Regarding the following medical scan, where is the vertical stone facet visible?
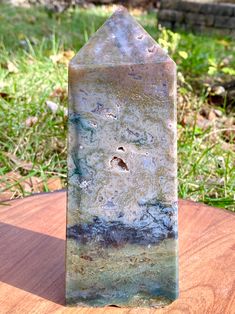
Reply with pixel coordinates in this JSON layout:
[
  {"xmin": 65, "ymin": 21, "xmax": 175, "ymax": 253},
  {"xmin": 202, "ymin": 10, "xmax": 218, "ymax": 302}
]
[{"xmin": 66, "ymin": 7, "xmax": 178, "ymax": 308}]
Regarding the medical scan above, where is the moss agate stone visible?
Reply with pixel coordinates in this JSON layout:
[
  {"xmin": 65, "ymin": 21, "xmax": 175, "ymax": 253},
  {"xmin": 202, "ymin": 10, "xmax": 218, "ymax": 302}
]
[{"xmin": 66, "ymin": 7, "xmax": 178, "ymax": 308}]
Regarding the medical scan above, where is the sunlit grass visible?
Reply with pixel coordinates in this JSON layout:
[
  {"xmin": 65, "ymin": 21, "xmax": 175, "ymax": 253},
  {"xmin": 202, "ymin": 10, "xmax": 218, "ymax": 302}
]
[{"xmin": 0, "ymin": 3, "xmax": 234, "ymax": 210}]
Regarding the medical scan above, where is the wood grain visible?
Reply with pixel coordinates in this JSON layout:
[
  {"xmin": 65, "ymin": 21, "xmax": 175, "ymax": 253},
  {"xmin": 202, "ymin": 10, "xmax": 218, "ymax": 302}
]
[{"xmin": 0, "ymin": 191, "xmax": 234, "ymax": 314}]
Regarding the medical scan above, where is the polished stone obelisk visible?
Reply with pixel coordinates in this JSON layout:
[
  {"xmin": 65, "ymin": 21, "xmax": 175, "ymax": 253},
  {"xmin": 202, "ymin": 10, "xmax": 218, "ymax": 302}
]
[{"xmin": 66, "ymin": 7, "xmax": 178, "ymax": 308}]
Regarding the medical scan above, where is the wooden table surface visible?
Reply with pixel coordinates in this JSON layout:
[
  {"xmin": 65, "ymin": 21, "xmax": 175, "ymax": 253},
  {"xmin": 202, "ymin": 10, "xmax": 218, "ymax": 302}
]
[{"xmin": 0, "ymin": 191, "xmax": 234, "ymax": 314}]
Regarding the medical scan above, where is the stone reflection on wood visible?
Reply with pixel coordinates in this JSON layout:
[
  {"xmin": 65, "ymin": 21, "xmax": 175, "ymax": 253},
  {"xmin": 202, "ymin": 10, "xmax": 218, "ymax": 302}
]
[{"xmin": 66, "ymin": 7, "xmax": 178, "ymax": 308}]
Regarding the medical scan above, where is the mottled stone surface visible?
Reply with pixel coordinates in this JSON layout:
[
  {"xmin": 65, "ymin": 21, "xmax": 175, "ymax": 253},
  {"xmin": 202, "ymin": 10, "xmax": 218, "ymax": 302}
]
[{"xmin": 66, "ymin": 7, "xmax": 178, "ymax": 308}]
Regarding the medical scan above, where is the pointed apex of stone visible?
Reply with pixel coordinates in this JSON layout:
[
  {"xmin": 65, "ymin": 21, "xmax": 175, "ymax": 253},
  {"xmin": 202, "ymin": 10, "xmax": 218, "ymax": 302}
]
[{"xmin": 70, "ymin": 7, "xmax": 170, "ymax": 67}]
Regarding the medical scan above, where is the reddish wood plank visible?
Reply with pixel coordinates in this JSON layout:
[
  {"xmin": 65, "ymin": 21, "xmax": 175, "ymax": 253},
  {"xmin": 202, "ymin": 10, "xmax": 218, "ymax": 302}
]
[{"xmin": 0, "ymin": 191, "xmax": 234, "ymax": 314}]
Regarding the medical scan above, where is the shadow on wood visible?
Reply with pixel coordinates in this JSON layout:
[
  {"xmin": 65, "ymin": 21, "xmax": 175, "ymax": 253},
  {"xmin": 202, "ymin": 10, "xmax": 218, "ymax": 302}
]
[
  {"xmin": 0, "ymin": 222, "xmax": 65, "ymax": 305},
  {"xmin": 0, "ymin": 191, "xmax": 234, "ymax": 313}
]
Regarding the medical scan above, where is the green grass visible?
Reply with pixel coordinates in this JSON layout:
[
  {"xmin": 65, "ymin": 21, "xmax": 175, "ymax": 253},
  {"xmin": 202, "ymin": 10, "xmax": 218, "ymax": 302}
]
[{"xmin": 0, "ymin": 3, "xmax": 234, "ymax": 210}]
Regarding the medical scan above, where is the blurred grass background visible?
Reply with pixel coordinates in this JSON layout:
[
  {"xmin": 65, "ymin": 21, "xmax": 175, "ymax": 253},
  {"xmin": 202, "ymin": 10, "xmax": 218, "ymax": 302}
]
[{"xmin": 0, "ymin": 3, "xmax": 234, "ymax": 210}]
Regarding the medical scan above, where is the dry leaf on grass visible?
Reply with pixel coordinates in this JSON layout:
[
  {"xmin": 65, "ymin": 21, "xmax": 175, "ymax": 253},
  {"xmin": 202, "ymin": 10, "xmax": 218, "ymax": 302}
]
[
  {"xmin": 63, "ymin": 50, "xmax": 75, "ymax": 60},
  {"xmin": 23, "ymin": 177, "xmax": 44, "ymax": 193},
  {"xmin": 46, "ymin": 100, "xmax": 59, "ymax": 113},
  {"xmin": 214, "ymin": 109, "xmax": 223, "ymax": 118},
  {"xmin": 46, "ymin": 99, "xmax": 67, "ymax": 116},
  {"xmin": 0, "ymin": 171, "xmax": 27, "ymax": 201},
  {"xmin": 46, "ymin": 177, "xmax": 63, "ymax": 191},
  {"xmin": 207, "ymin": 110, "xmax": 217, "ymax": 121},
  {"xmin": 0, "ymin": 92, "xmax": 11, "ymax": 100},
  {"xmin": 0, "ymin": 191, "xmax": 14, "ymax": 202},
  {"xmin": 222, "ymin": 118, "xmax": 235, "ymax": 142},
  {"xmin": 63, "ymin": 107, "xmax": 68, "ymax": 117},
  {"xmin": 0, "ymin": 172, "xmax": 63, "ymax": 201},
  {"xmin": 50, "ymin": 87, "xmax": 67, "ymax": 102},
  {"xmin": 181, "ymin": 113, "xmax": 215, "ymax": 130},
  {"xmin": 7, "ymin": 61, "xmax": 18, "ymax": 73},
  {"xmin": 49, "ymin": 53, "xmax": 63, "ymax": 64},
  {"xmin": 49, "ymin": 50, "xmax": 75, "ymax": 65},
  {"xmin": 25, "ymin": 116, "xmax": 38, "ymax": 127},
  {"xmin": 217, "ymin": 39, "xmax": 230, "ymax": 48},
  {"xmin": 221, "ymin": 142, "xmax": 235, "ymax": 152},
  {"xmin": 4, "ymin": 152, "xmax": 34, "ymax": 171}
]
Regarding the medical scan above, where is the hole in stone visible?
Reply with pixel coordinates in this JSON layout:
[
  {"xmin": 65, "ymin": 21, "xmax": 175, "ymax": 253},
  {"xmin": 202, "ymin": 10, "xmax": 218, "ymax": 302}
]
[
  {"xmin": 106, "ymin": 113, "xmax": 117, "ymax": 119},
  {"xmin": 98, "ymin": 196, "xmax": 104, "ymax": 202},
  {"xmin": 148, "ymin": 45, "xmax": 156, "ymax": 53},
  {"xmin": 117, "ymin": 146, "xmax": 125, "ymax": 151},
  {"xmin": 110, "ymin": 156, "xmax": 129, "ymax": 171},
  {"xmin": 137, "ymin": 34, "xmax": 143, "ymax": 40}
]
